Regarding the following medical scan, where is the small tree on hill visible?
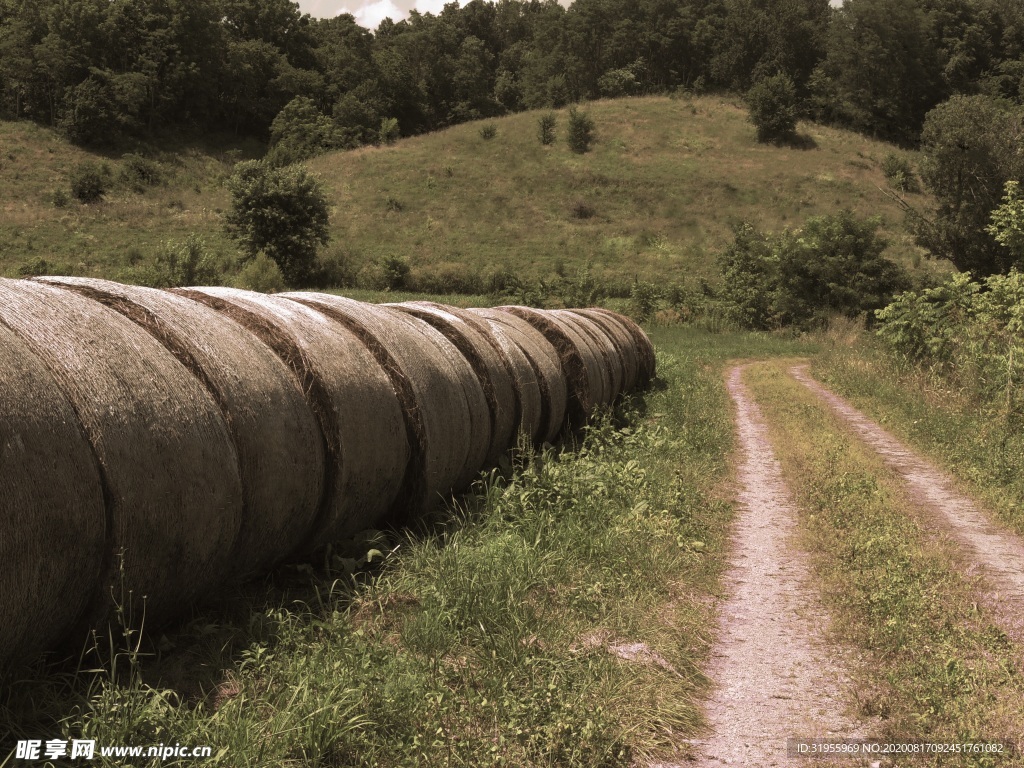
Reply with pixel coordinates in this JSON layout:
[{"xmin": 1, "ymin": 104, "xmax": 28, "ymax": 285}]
[
  {"xmin": 566, "ymin": 107, "xmax": 595, "ymax": 154},
  {"xmin": 747, "ymin": 74, "xmax": 798, "ymax": 143},
  {"xmin": 225, "ymin": 160, "xmax": 330, "ymax": 287}
]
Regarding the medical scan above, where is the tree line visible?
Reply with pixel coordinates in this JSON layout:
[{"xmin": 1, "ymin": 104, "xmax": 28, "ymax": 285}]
[{"xmin": 1, "ymin": 0, "xmax": 1022, "ymax": 149}]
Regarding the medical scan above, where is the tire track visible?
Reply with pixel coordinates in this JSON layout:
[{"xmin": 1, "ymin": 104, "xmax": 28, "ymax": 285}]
[
  {"xmin": 685, "ymin": 365, "xmax": 864, "ymax": 767},
  {"xmin": 790, "ymin": 364, "xmax": 1024, "ymax": 639}
]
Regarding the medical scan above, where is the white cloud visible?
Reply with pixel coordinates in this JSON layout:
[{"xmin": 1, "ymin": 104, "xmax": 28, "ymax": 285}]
[{"xmin": 336, "ymin": 0, "xmax": 405, "ymax": 28}]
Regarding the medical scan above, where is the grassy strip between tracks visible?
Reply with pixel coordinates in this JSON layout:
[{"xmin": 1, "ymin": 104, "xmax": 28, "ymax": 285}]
[
  {"xmin": 2, "ymin": 326, "xmax": 797, "ymax": 768},
  {"xmin": 812, "ymin": 333, "xmax": 1024, "ymax": 540},
  {"xmin": 745, "ymin": 361, "xmax": 1024, "ymax": 767}
]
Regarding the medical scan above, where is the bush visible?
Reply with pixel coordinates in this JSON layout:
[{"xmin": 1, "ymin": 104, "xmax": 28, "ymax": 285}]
[
  {"xmin": 69, "ymin": 160, "xmax": 108, "ymax": 203},
  {"xmin": 479, "ymin": 124, "xmax": 497, "ymax": 140},
  {"xmin": 566, "ymin": 107, "xmax": 595, "ymax": 154},
  {"xmin": 629, "ymin": 281, "xmax": 661, "ymax": 323},
  {"xmin": 234, "ymin": 252, "xmax": 287, "ymax": 293},
  {"xmin": 142, "ymin": 234, "xmax": 222, "ymax": 288},
  {"xmin": 224, "ymin": 160, "xmax": 330, "ymax": 287},
  {"xmin": 746, "ymin": 74, "xmax": 798, "ymax": 143},
  {"xmin": 570, "ymin": 199, "xmax": 596, "ymax": 219},
  {"xmin": 268, "ymin": 96, "xmax": 342, "ymax": 166},
  {"xmin": 876, "ymin": 270, "xmax": 1024, "ymax": 414},
  {"xmin": 538, "ymin": 113, "xmax": 557, "ymax": 145},
  {"xmin": 881, "ymin": 153, "xmax": 919, "ymax": 194},
  {"xmin": 118, "ymin": 153, "xmax": 162, "ymax": 191},
  {"xmin": 719, "ymin": 211, "xmax": 909, "ymax": 329},
  {"xmin": 378, "ymin": 117, "xmax": 401, "ymax": 145}
]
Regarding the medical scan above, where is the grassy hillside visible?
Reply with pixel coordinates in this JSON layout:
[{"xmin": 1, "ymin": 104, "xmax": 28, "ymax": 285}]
[{"xmin": 0, "ymin": 96, "xmax": 949, "ymax": 288}]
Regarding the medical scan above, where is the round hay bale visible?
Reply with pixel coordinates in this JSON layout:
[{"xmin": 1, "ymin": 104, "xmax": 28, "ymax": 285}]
[
  {"xmin": 36, "ymin": 277, "xmax": 324, "ymax": 579},
  {"xmin": 468, "ymin": 309, "xmax": 567, "ymax": 444},
  {"xmin": 283, "ymin": 293, "xmax": 489, "ymax": 504},
  {"xmin": 569, "ymin": 309, "xmax": 640, "ymax": 394},
  {"xmin": 550, "ymin": 310, "xmax": 621, "ymax": 406},
  {"xmin": 175, "ymin": 287, "xmax": 407, "ymax": 547},
  {"xmin": 0, "ymin": 320, "xmax": 106, "ymax": 671},
  {"xmin": 493, "ymin": 306, "xmax": 601, "ymax": 427},
  {"xmin": 589, "ymin": 308, "xmax": 656, "ymax": 386},
  {"xmin": 387, "ymin": 301, "xmax": 518, "ymax": 467},
  {"xmin": 0, "ymin": 279, "xmax": 243, "ymax": 625}
]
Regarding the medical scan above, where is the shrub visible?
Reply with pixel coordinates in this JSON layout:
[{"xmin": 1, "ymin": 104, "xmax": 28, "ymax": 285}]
[
  {"xmin": 570, "ymin": 199, "xmax": 596, "ymax": 219},
  {"xmin": 234, "ymin": 252, "xmax": 286, "ymax": 293},
  {"xmin": 881, "ymin": 153, "xmax": 919, "ymax": 194},
  {"xmin": 566, "ymin": 107, "xmax": 595, "ymax": 154},
  {"xmin": 224, "ymin": 160, "xmax": 330, "ymax": 287},
  {"xmin": 629, "ymin": 281, "xmax": 661, "ymax": 323},
  {"xmin": 381, "ymin": 255, "xmax": 411, "ymax": 290},
  {"xmin": 719, "ymin": 212, "xmax": 909, "ymax": 329},
  {"xmin": 69, "ymin": 160, "xmax": 108, "ymax": 203},
  {"xmin": 378, "ymin": 117, "xmax": 401, "ymax": 145},
  {"xmin": 987, "ymin": 180, "xmax": 1024, "ymax": 262},
  {"xmin": 50, "ymin": 188, "xmax": 69, "ymax": 208},
  {"xmin": 538, "ymin": 113, "xmax": 557, "ymax": 145},
  {"xmin": 747, "ymin": 74, "xmax": 798, "ymax": 143},
  {"xmin": 143, "ymin": 234, "xmax": 222, "ymax": 288},
  {"xmin": 479, "ymin": 124, "xmax": 497, "ymax": 140},
  {"xmin": 267, "ymin": 96, "xmax": 342, "ymax": 166},
  {"xmin": 118, "ymin": 153, "xmax": 162, "ymax": 191}
]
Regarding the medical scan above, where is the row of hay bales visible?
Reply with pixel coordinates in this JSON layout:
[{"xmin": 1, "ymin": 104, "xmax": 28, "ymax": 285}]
[{"xmin": 0, "ymin": 277, "xmax": 655, "ymax": 672}]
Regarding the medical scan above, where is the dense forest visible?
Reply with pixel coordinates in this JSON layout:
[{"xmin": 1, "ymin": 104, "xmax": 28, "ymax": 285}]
[{"xmin": 1, "ymin": 0, "xmax": 1023, "ymax": 148}]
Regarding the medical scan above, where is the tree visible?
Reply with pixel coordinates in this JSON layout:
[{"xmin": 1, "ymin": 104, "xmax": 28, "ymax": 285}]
[
  {"xmin": 746, "ymin": 73, "xmax": 798, "ymax": 142},
  {"xmin": 914, "ymin": 94, "xmax": 1023, "ymax": 274},
  {"xmin": 225, "ymin": 160, "xmax": 330, "ymax": 287},
  {"xmin": 566, "ymin": 105, "xmax": 594, "ymax": 153},
  {"xmin": 810, "ymin": 0, "xmax": 943, "ymax": 142},
  {"xmin": 268, "ymin": 95, "xmax": 341, "ymax": 164}
]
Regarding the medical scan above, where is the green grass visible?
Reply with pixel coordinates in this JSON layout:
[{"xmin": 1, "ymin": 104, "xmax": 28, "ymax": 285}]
[
  {"xmin": 1, "ymin": 96, "xmax": 950, "ymax": 290},
  {"xmin": 812, "ymin": 329, "xmax": 1024, "ymax": 538},
  {"xmin": 0, "ymin": 326, "xmax": 816, "ymax": 768},
  {"xmin": 746, "ymin": 361, "xmax": 1024, "ymax": 765}
]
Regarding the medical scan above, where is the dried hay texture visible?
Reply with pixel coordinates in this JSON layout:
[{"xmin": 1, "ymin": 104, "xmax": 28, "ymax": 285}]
[
  {"xmin": 176, "ymin": 288, "xmax": 407, "ymax": 547},
  {"xmin": 36, "ymin": 277, "xmax": 324, "ymax": 579},
  {"xmin": 0, "ymin": 279, "xmax": 243, "ymax": 624},
  {"xmin": 494, "ymin": 306, "xmax": 600, "ymax": 427},
  {"xmin": 387, "ymin": 301, "xmax": 518, "ymax": 467},
  {"xmin": 285, "ymin": 293, "xmax": 489, "ymax": 506},
  {"xmin": 0, "ymin": 319, "xmax": 105, "ymax": 672},
  {"xmin": 468, "ymin": 309, "xmax": 567, "ymax": 444},
  {"xmin": 570, "ymin": 309, "xmax": 640, "ymax": 394},
  {"xmin": 589, "ymin": 308, "xmax": 656, "ymax": 386},
  {"xmin": 550, "ymin": 310, "xmax": 621, "ymax": 405}
]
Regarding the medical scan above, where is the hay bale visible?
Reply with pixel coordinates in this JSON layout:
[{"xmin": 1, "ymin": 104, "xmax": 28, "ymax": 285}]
[
  {"xmin": 550, "ymin": 310, "xmax": 621, "ymax": 405},
  {"xmin": 283, "ymin": 293, "xmax": 489, "ymax": 504},
  {"xmin": 589, "ymin": 308, "xmax": 656, "ymax": 386},
  {"xmin": 0, "ymin": 279, "xmax": 243, "ymax": 624},
  {"xmin": 493, "ymin": 306, "xmax": 602, "ymax": 427},
  {"xmin": 569, "ymin": 309, "xmax": 639, "ymax": 394},
  {"xmin": 387, "ymin": 301, "xmax": 518, "ymax": 466},
  {"xmin": 468, "ymin": 309, "xmax": 567, "ymax": 444},
  {"xmin": 0, "ymin": 320, "xmax": 106, "ymax": 671},
  {"xmin": 176, "ymin": 287, "xmax": 408, "ymax": 546},
  {"xmin": 36, "ymin": 277, "xmax": 324, "ymax": 579}
]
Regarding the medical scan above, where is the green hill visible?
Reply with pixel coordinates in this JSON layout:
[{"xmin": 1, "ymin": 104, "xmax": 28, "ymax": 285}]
[{"xmin": 0, "ymin": 96, "xmax": 948, "ymax": 290}]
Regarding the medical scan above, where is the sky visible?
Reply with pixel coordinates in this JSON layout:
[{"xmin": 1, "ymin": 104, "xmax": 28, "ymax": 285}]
[
  {"xmin": 298, "ymin": 0, "xmax": 842, "ymax": 32},
  {"xmin": 297, "ymin": 0, "xmax": 563, "ymax": 30}
]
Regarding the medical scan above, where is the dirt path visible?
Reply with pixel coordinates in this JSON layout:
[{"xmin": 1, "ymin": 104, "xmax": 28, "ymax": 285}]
[
  {"xmin": 790, "ymin": 364, "xmax": 1024, "ymax": 639},
  {"xmin": 680, "ymin": 365, "xmax": 865, "ymax": 767}
]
